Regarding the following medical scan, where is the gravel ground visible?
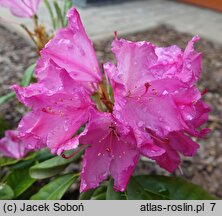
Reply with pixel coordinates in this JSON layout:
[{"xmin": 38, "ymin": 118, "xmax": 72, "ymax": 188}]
[
  {"xmin": 0, "ymin": 25, "xmax": 37, "ymax": 127},
  {"xmin": 0, "ymin": 24, "xmax": 221, "ymax": 198}
]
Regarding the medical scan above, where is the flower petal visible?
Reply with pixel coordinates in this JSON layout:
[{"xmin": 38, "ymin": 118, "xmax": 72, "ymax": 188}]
[
  {"xmin": 110, "ymin": 38, "xmax": 157, "ymax": 94},
  {"xmin": 79, "ymin": 110, "xmax": 139, "ymax": 192},
  {"xmin": 168, "ymin": 131, "xmax": 199, "ymax": 156},
  {"xmin": 110, "ymin": 140, "xmax": 139, "ymax": 192},
  {"xmin": 149, "ymin": 134, "xmax": 181, "ymax": 172},
  {"xmin": 0, "ymin": 130, "xmax": 28, "ymax": 159},
  {"xmin": 38, "ymin": 8, "xmax": 101, "ymax": 91},
  {"xmin": 0, "ymin": 0, "xmax": 41, "ymax": 18}
]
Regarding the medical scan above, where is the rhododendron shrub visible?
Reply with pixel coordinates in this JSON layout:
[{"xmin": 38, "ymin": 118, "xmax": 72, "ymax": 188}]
[{"xmin": 0, "ymin": 1, "xmax": 215, "ymax": 200}]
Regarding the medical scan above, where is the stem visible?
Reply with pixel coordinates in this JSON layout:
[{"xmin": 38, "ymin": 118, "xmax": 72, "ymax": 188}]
[
  {"xmin": 33, "ymin": 14, "xmax": 38, "ymax": 29},
  {"xmin": 93, "ymin": 93, "xmax": 104, "ymax": 112},
  {"xmin": 63, "ymin": 0, "xmax": 73, "ymax": 26},
  {"xmin": 53, "ymin": 0, "xmax": 64, "ymax": 28},
  {"xmin": 44, "ymin": 0, "xmax": 56, "ymax": 30},
  {"xmin": 20, "ymin": 24, "xmax": 38, "ymax": 47},
  {"xmin": 99, "ymin": 82, "xmax": 114, "ymax": 112}
]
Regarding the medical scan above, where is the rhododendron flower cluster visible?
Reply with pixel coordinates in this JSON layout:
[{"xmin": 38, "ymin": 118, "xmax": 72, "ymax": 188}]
[
  {"xmin": 8, "ymin": 8, "xmax": 210, "ymax": 192},
  {"xmin": 0, "ymin": 0, "xmax": 41, "ymax": 18}
]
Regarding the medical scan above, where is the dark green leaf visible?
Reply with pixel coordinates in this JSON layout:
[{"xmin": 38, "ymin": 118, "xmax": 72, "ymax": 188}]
[
  {"xmin": 106, "ymin": 178, "xmax": 126, "ymax": 200},
  {"xmin": 127, "ymin": 177, "xmax": 157, "ymax": 200},
  {"xmin": 91, "ymin": 186, "xmax": 107, "ymax": 200},
  {"xmin": 0, "ymin": 184, "xmax": 14, "ymax": 200},
  {"xmin": 136, "ymin": 175, "xmax": 216, "ymax": 200},
  {"xmin": 0, "ymin": 149, "xmax": 50, "ymax": 169},
  {"xmin": 92, "ymin": 185, "xmax": 106, "ymax": 197},
  {"xmin": 31, "ymin": 173, "xmax": 78, "ymax": 200},
  {"xmin": 79, "ymin": 189, "xmax": 95, "ymax": 200},
  {"xmin": 0, "ymin": 117, "xmax": 9, "ymax": 137},
  {"xmin": 11, "ymin": 149, "xmax": 53, "ymax": 170},
  {"xmin": 33, "ymin": 148, "xmax": 54, "ymax": 162},
  {"xmin": 21, "ymin": 64, "xmax": 36, "ymax": 87},
  {"xmin": 6, "ymin": 168, "xmax": 36, "ymax": 197},
  {"xmin": 92, "ymin": 192, "xmax": 106, "ymax": 200},
  {"xmin": 29, "ymin": 149, "xmax": 83, "ymax": 179}
]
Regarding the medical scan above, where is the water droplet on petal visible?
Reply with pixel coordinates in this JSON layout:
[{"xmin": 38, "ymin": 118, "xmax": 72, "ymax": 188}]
[
  {"xmin": 115, "ymin": 113, "xmax": 121, "ymax": 120},
  {"xmin": 180, "ymin": 105, "xmax": 185, "ymax": 110},
  {"xmin": 186, "ymin": 115, "xmax": 193, "ymax": 120},
  {"xmin": 135, "ymin": 129, "xmax": 141, "ymax": 134},
  {"xmin": 162, "ymin": 90, "xmax": 168, "ymax": 95},
  {"xmin": 137, "ymin": 121, "xmax": 145, "ymax": 127}
]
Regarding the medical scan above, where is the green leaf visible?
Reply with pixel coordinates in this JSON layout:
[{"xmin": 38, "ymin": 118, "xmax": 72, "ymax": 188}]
[
  {"xmin": 11, "ymin": 149, "xmax": 53, "ymax": 170},
  {"xmin": 91, "ymin": 186, "xmax": 107, "ymax": 200},
  {"xmin": 6, "ymin": 168, "xmax": 36, "ymax": 198},
  {"xmin": 106, "ymin": 179, "xmax": 126, "ymax": 200},
  {"xmin": 21, "ymin": 64, "xmax": 36, "ymax": 87},
  {"xmin": 92, "ymin": 192, "xmax": 106, "ymax": 200},
  {"xmin": 0, "ymin": 117, "xmax": 9, "ymax": 137},
  {"xmin": 29, "ymin": 149, "xmax": 83, "ymax": 179},
  {"xmin": 33, "ymin": 148, "xmax": 54, "ymax": 162},
  {"xmin": 63, "ymin": 0, "xmax": 73, "ymax": 26},
  {"xmin": 79, "ymin": 184, "xmax": 108, "ymax": 200},
  {"xmin": 126, "ymin": 177, "xmax": 158, "ymax": 200},
  {"xmin": 0, "ymin": 157, "xmax": 19, "ymax": 167},
  {"xmin": 0, "ymin": 150, "xmax": 51, "ymax": 169},
  {"xmin": 0, "ymin": 184, "xmax": 14, "ymax": 200},
  {"xmin": 136, "ymin": 175, "xmax": 216, "ymax": 200},
  {"xmin": 79, "ymin": 189, "xmax": 95, "ymax": 200},
  {"xmin": 0, "ymin": 92, "xmax": 15, "ymax": 105},
  {"xmin": 30, "ymin": 173, "xmax": 78, "ymax": 200}
]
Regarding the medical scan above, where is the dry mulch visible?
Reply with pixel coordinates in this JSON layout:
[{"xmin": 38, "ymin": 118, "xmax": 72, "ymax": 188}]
[{"xmin": 0, "ymin": 24, "xmax": 221, "ymax": 198}]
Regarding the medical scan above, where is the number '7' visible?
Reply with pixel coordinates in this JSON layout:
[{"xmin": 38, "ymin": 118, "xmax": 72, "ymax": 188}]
[{"xmin": 210, "ymin": 203, "xmax": 216, "ymax": 211}]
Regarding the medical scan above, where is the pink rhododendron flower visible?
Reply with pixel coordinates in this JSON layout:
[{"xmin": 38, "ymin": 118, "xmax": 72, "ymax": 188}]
[
  {"xmin": 0, "ymin": 130, "xmax": 28, "ymax": 159},
  {"xmin": 13, "ymin": 60, "xmax": 94, "ymax": 154},
  {"xmin": 79, "ymin": 109, "xmax": 140, "ymax": 192},
  {"xmin": 104, "ymin": 36, "xmax": 210, "ymax": 172},
  {"xmin": 37, "ymin": 8, "xmax": 101, "ymax": 92},
  {"xmin": 0, "ymin": 0, "xmax": 41, "ymax": 18},
  {"xmin": 12, "ymin": 7, "xmax": 210, "ymax": 192}
]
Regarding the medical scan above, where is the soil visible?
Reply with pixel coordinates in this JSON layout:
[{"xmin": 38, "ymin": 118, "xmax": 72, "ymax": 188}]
[{"xmin": 0, "ymin": 24, "xmax": 221, "ymax": 198}]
